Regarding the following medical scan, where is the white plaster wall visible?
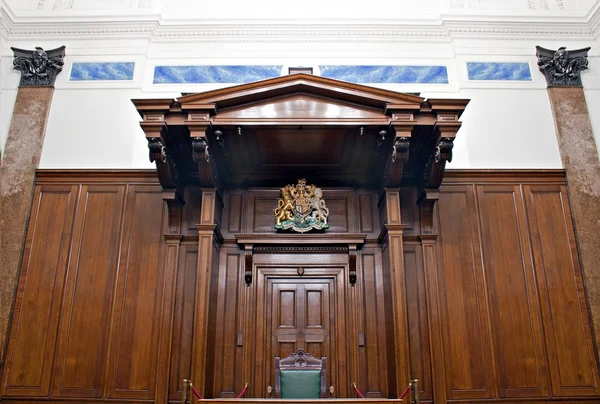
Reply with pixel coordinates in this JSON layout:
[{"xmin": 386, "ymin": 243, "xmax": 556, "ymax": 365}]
[
  {"xmin": 40, "ymin": 88, "xmax": 154, "ymax": 168},
  {"xmin": 428, "ymin": 89, "xmax": 562, "ymax": 169},
  {"xmin": 4, "ymin": 30, "xmax": 597, "ymax": 170}
]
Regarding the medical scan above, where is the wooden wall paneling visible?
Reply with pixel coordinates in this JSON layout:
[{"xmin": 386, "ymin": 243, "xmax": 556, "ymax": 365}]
[
  {"xmin": 400, "ymin": 187, "xmax": 419, "ymax": 237},
  {"xmin": 191, "ymin": 189, "xmax": 223, "ymax": 397},
  {"xmin": 155, "ymin": 230, "xmax": 183, "ymax": 404},
  {"xmin": 476, "ymin": 185, "xmax": 549, "ymax": 398},
  {"xmin": 355, "ymin": 190, "xmax": 381, "ymax": 239},
  {"xmin": 1, "ymin": 185, "xmax": 78, "ymax": 397},
  {"xmin": 205, "ymin": 241, "xmax": 222, "ymax": 398},
  {"xmin": 182, "ymin": 187, "xmax": 202, "ymax": 237},
  {"xmin": 437, "ymin": 185, "xmax": 496, "ymax": 400},
  {"xmin": 379, "ymin": 189, "xmax": 410, "ymax": 396},
  {"xmin": 247, "ymin": 190, "xmax": 280, "ymax": 233},
  {"xmin": 380, "ymin": 241, "xmax": 397, "ymax": 397},
  {"xmin": 168, "ymin": 243, "xmax": 198, "ymax": 401},
  {"xmin": 403, "ymin": 242, "xmax": 432, "ymax": 401},
  {"xmin": 325, "ymin": 190, "xmax": 354, "ymax": 233},
  {"xmin": 221, "ymin": 190, "xmax": 245, "ymax": 238},
  {"xmin": 358, "ymin": 248, "xmax": 389, "ymax": 398},
  {"xmin": 419, "ymin": 234, "xmax": 446, "ymax": 404},
  {"xmin": 105, "ymin": 185, "xmax": 165, "ymax": 400},
  {"xmin": 524, "ymin": 185, "xmax": 600, "ymax": 397},
  {"xmin": 247, "ymin": 189, "xmax": 354, "ymax": 234},
  {"xmin": 52, "ymin": 185, "xmax": 125, "ymax": 398},
  {"xmin": 213, "ymin": 249, "xmax": 243, "ymax": 397}
]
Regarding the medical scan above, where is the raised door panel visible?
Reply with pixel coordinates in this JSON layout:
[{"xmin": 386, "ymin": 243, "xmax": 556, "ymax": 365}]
[
  {"xmin": 524, "ymin": 185, "xmax": 600, "ymax": 396},
  {"xmin": 2, "ymin": 185, "xmax": 78, "ymax": 397},
  {"xmin": 53, "ymin": 185, "xmax": 125, "ymax": 398},
  {"xmin": 169, "ymin": 244, "xmax": 198, "ymax": 400},
  {"xmin": 304, "ymin": 282, "xmax": 331, "ymax": 361},
  {"xmin": 105, "ymin": 186, "xmax": 165, "ymax": 400},
  {"xmin": 476, "ymin": 185, "xmax": 549, "ymax": 398},
  {"xmin": 403, "ymin": 244, "xmax": 432, "ymax": 401},
  {"xmin": 437, "ymin": 185, "xmax": 495, "ymax": 399}
]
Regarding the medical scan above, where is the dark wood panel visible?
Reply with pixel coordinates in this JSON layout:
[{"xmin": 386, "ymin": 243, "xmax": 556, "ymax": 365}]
[
  {"xmin": 403, "ymin": 243, "xmax": 432, "ymax": 401},
  {"xmin": 182, "ymin": 187, "xmax": 202, "ymax": 236},
  {"xmin": 105, "ymin": 186, "xmax": 165, "ymax": 400},
  {"xmin": 214, "ymin": 252, "xmax": 243, "ymax": 397},
  {"xmin": 359, "ymin": 252, "xmax": 387, "ymax": 398},
  {"xmin": 524, "ymin": 185, "xmax": 600, "ymax": 396},
  {"xmin": 400, "ymin": 187, "xmax": 419, "ymax": 235},
  {"xmin": 249, "ymin": 191, "xmax": 280, "ymax": 233},
  {"xmin": 53, "ymin": 185, "xmax": 125, "ymax": 398},
  {"xmin": 326, "ymin": 196, "xmax": 350, "ymax": 233},
  {"xmin": 2, "ymin": 185, "xmax": 77, "ymax": 397},
  {"xmin": 437, "ymin": 185, "xmax": 495, "ymax": 399},
  {"xmin": 228, "ymin": 193, "xmax": 244, "ymax": 234},
  {"xmin": 476, "ymin": 185, "xmax": 548, "ymax": 398},
  {"xmin": 357, "ymin": 194, "xmax": 374, "ymax": 233},
  {"xmin": 169, "ymin": 244, "xmax": 198, "ymax": 401}
]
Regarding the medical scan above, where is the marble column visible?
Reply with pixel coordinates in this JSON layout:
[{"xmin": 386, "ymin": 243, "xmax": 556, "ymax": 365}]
[
  {"xmin": 536, "ymin": 46, "xmax": 600, "ymax": 355},
  {"xmin": 0, "ymin": 46, "xmax": 65, "ymax": 371}
]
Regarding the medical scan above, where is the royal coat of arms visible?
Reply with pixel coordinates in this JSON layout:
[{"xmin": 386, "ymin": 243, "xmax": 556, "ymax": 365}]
[{"xmin": 274, "ymin": 179, "xmax": 329, "ymax": 233}]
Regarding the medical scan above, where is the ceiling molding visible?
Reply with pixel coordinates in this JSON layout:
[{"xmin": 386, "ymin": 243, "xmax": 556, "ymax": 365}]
[{"xmin": 0, "ymin": 0, "xmax": 598, "ymax": 43}]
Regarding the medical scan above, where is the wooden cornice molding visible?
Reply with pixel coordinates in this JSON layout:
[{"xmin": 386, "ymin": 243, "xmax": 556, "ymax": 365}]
[
  {"xmin": 443, "ymin": 169, "xmax": 566, "ymax": 183},
  {"xmin": 177, "ymin": 73, "xmax": 425, "ymax": 109},
  {"xmin": 235, "ymin": 233, "xmax": 367, "ymax": 247}
]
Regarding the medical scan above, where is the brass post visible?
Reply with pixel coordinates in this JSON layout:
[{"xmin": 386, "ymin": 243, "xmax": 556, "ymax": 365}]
[
  {"xmin": 182, "ymin": 379, "xmax": 191, "ymax": 404},
  {"xmin": 411, "ymin": 379, "xmax": 420, "ymax": 404}
]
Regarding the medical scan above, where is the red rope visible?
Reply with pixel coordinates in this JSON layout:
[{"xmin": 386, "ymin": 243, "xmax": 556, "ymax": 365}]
[
  {"xmin": 236, "ymin": 382, "xmax": 249, "ymax": 398},
  {"xmin": 399, "ymin": 385, "xmax": 411, "ymax": 400},
  {"xmin": 352, "ymin": 382, "xmax": 366, "ymax": 399},
  {"xmin": 191, "ymin": 386, "xmax": 203, "ymax": 400}
]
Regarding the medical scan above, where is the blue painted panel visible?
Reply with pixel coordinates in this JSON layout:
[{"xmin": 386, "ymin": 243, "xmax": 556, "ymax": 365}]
[
  {"xmin": 153, "ymin": 65, "xmax": 283, "ymax": 84},
  {"xmin": 319, "ymin": 65, "xmax": 449, "ymax": 84},
  {"xmin": 70, "ymin": 62, "xmax": 135, "ymax": 81},
  {"xmin": 467, "ymin": 62, "xmax": 532, "ymax": 81}
]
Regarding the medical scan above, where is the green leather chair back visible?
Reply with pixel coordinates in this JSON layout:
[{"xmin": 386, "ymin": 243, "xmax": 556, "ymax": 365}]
[
  {"xmin": 274, "ymin": 350, "xmax": 327, "ymax": 399},
  {"xmin": 280, "ymin": 370, "xmax": 321, "ymax": 399}
]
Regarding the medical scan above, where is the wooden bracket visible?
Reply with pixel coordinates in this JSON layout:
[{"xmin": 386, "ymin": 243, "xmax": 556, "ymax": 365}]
[{"xmin": 384, "ymin": 123, "xmax": 415, "ymax": 188}]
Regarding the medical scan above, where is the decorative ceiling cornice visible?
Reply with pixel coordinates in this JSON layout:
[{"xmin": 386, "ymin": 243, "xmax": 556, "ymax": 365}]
[{"xmin": 1, "ymin": 1, "xmax": 599, "ymax": 43}]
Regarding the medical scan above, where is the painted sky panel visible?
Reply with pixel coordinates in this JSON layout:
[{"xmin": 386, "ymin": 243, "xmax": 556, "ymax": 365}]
[
  {"xmin": 153, "ymin": 65, "xmax": 283, "ymax": 84},
  {"xmin": 467, "ymin": 62, "xmax": 532, "ymax": 81},
  {"xmin": 70, "ymin": 62, "xmax": 135, "ymax": 81},
  {"xmin": 319, "ymin": 65, "xmax": 449, "ymax": 84}
]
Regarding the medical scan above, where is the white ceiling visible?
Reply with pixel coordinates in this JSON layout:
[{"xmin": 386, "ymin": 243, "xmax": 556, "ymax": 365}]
[
  {"xmin": 1, "ymin": 0, "xmax": 599, "ymax": 43},
  {"xmin": 4, "ymin": 0, "xmax": 599, "ymax": 18}
]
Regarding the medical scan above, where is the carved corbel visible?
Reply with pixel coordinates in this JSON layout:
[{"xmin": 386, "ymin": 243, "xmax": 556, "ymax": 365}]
[
  {"xmin": 418, "ymin": 121, "xmax": 461, "ymax": 234},
  {"xmin": 244, "ymin": 246, "xmax": 253, "ymax": 286},
  {"xmin": 384, "ymin": 124, "xmax": 414, "ymax": 187},
  {"xmin": 349, "ymin": 246, "xmax": 358, "ymax": 286},
  {"xmin": 189, "ymin": 124, "xmax": 218, "ymax": 188},
  {"xmin": 142, "ymin": 121, "xmax": 185, "ymax": 233}
]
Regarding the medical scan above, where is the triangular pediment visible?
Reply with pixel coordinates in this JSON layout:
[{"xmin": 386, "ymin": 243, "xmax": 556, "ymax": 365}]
[{"xmin": 177, "ymin": 73, "xmax": 424, "ymax": 112}]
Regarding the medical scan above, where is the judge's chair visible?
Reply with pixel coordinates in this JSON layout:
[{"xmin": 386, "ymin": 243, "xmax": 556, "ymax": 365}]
[{"xmin": 271, "ymin": 350, "xmax": 331, "ymax": 398}]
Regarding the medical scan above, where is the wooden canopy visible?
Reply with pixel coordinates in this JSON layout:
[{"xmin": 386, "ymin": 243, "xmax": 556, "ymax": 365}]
[{"xmin": 132, "ymin": 73, "xmax": 469, "ymax": 231}]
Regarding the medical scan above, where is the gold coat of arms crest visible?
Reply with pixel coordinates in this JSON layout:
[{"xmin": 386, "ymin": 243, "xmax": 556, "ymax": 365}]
[{"xmin": 274, "ymin": 179, "xmax": 329, "ymax": 233}]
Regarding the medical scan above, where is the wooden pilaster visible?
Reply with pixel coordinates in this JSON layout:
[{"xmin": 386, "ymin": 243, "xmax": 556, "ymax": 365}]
[
  {"xmin": 378, "ymin": 189, "xmax": 410, "ymax": 397},
  {"xmin": 191, "ymin": 188, "xmax": 223, "ymax": 397}
]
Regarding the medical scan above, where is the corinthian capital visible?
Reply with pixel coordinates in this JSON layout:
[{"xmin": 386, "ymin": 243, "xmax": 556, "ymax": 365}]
[
  {"xmin": 12, "ymin": 46, "xmax": 66, "ymax": 87},
  {"xmin": 536, "ymin": 46, "xmax": 590, "ymax": 87}
]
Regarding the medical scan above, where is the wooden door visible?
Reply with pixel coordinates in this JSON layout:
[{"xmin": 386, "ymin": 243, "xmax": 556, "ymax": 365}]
[
  {"xmin": 269, "ymin": 278, "xmax": 333, "ymax": 362},
  {"xmin": 253, "ymin": 261, "xmax": 350, "ymax": 398}
]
